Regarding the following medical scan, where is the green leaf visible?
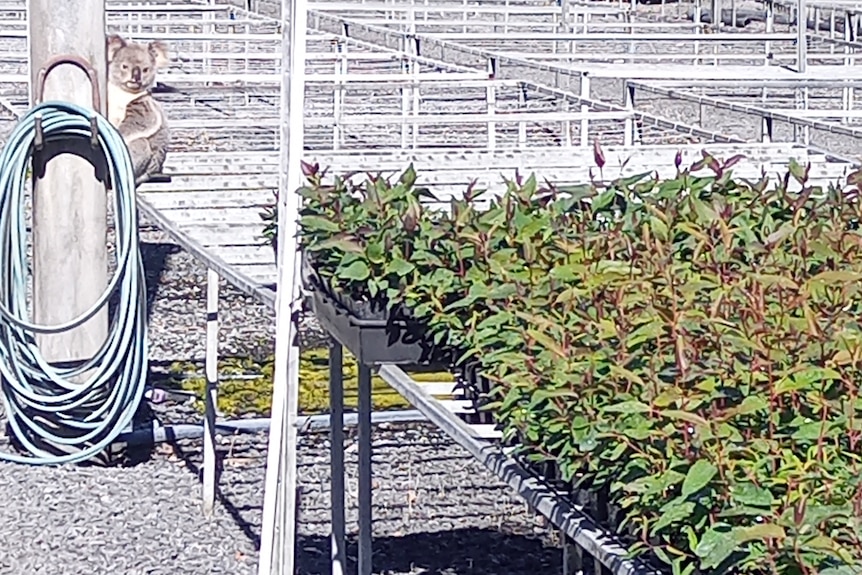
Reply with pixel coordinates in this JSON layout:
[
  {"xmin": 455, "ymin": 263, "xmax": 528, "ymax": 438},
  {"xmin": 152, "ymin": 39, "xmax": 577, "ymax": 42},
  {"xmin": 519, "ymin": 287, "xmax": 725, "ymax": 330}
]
[
  {"xmin": 653, "ymin": 546, "xmax": 673, "ymax": 566},
  {"xmin": 694, "ymin": 524, "xmax": 737, "ymax": 569},
  {"xmin": 549, "ymin": 265, "xmax": 582, "ymax": 281},
  {"xmin": 522, "ymin": 173, "xmax": 538, "ymax": 197},
  {"xmin": 532, "ymin": 388, "xmax": 578, "ymax": 401},
  {"xmin": 723, "ymin": 395, "xmax": 769, "ymax": 419},
  {"xmin": 718, "ymin": 505, "xmax": 775, "ymax": 519},
  {"xmin": 651, "ymin": 501, "xmax": 696, "ymax": 535},
  {"xmin": 340, "ymin": 260, "xmax": 371, "ymax": 281},
  {"xmin": 684, "ymin": 525, "xmax": 699, "ymax": 553},
  {"xmin": 488, "ymin": 284, "xmax": 519, "ymax": 299},
  {"xmin": 311, "ymin": 236, "xmax": 365, "ymax": 254},
  {"xmin": 604, "ymin": 441, "xmax": 629, "ymax": 462},
  {"xmin": 820, "ymin": 567, "xmax": 859, "ymax": 575},
  {"xmin": 608, "ymin": 365, "xmax": 646, "ymax": 388},
  {"xmin": 803, "ymin": 504, "xmax": 851, "ymax": 526},
  {"xmin": 732, "ymin": 523, "xmax": 785, "ymax": 544},
  {"xmin": 774, "ymin": 375, "xmax": 808, "ymax": 395},
  {"xmin": 672, "ymin": 558, "xmax": 696, "ymax": 575},
  {"xmin": 750, "ymin": 273, "xmax": 799, "ymax": 290},
  {"xmin": 525, "ymin": 329, "xmax": 566, "ymax": 359},
  {"xmin": 682, "ymin": 460, "xmax": 718, "ymax": 498},
  {"xmin": 792, "ymin": 420, "xmax": 826, "ymax": 441},
  {"xmin": 801, "ymin": 535, "xmax": 855, "ymax": 564},
  {"xmin": 788, "ymin": 158, "xmax": 807, "ymax": 184},
  {"xmin": 388, "ymin": 257, "xmax": 415, "ymax": 277},
  {"xmin": 730, "ymin": 483, "xmax": 773, "ymax": 508},
  {"xmin": 399, "ymin": 163, "xmax": 417, "ymax": 187},
  {"xmin": 660, "ymin": 409, "xmax": 710, "ymax": 429},
  {"xmin": 475, "ymin": 314, "xmax": 512, "ymax": 331},
  {"xmin": 592, "ymin": 189, "xmax": 618, "ymax": 211},
  {"xmin": 365, "ymin": 242, "xmax": 385, "ymax": 264},
  {"xmin": 367, "ymin": 277, "xmax": 380, "ymax": 298},
  {"xmin": 602, "ymin": 400, "xmax": 651, "ymax": 414},
  {"xmin": 807, "ymin": 270, "xmax": 862, "ymax": 287},
  {"xmin": 301, "ymin": 215, "xmax": 341, "ymax": 232}
]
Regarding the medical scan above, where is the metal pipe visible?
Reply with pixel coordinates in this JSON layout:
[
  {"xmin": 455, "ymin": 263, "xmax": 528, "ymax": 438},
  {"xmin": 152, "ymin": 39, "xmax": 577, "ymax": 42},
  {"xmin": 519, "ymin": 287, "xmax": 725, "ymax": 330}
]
[
  {"xmin": 116, "ymin": 409, "xmax": 430, "ymax": 447},
  {"xmin": 642, "ymin": 79, "xmax": 862, "ymax": 87},
  {"xmin": 422, "ymin": 31, "xmax": 798, "ymax": 41},
  {"xmin": 630, "ymin": 80, "xmax": 862, "ymax": 141},
  {"xmin": 329, "ymin": 341, "xmax": 346, "ymax": 575},
  {"xmin": 202, "ymin": 268, "xmax": 220, "ymax": 515},
  {"xmin": 798, "ymin": 0, "xmax": 808, "ymax": 72},
  {"xmin": 357, "ymin": 364, "xmax": 374, "ymax": 575}
]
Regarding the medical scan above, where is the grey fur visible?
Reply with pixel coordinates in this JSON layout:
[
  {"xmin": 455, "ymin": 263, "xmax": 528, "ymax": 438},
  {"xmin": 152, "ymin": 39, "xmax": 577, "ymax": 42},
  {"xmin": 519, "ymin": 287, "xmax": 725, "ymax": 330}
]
[
  {"xmin": 119, "ymin": 98, "xmax": 170, "ymax": 185},
  {"xmin": 106, "ymin": 34, "xmax": 170, "ymax": 184}
]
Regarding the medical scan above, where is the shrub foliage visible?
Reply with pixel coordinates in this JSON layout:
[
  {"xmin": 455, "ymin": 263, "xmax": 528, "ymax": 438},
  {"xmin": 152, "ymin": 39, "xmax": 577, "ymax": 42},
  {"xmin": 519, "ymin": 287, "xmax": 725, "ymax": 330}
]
[{"xmin": 292, "ymin": 150, "xmax": 862, "ymax": 575}]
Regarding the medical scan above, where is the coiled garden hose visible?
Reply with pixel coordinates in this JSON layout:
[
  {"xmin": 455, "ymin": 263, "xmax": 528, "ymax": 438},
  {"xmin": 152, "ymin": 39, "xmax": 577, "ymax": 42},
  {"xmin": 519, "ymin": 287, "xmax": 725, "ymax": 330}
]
[{"xmin": 0, "ymin": 100, "xmax": 148, "ymax": 465}]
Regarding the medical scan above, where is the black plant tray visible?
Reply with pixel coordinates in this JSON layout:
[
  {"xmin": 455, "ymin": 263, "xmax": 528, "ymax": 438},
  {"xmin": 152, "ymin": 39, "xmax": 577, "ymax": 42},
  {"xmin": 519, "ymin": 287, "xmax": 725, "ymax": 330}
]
[
  {"xmin": 302, "ymin": 256, "xmax": 451, "ymax": 367},
  {"xmin": 449, "ymin": 361, "xmax": 501, "ymax": 427}
]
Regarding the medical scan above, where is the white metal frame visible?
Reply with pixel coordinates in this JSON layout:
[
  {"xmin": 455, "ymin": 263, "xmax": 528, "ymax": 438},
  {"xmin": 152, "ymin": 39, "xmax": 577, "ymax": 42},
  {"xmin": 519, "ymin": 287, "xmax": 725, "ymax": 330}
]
[
  {"xmin": 626, "ymin": 78, "xmax": 862, "ymax": 155},
  {"xmin": 308, "ymin": 0, "xmax": 822, "ymax": 70},
  {"xmin": 256, "ymin": 0, "xmax": 307, "ymax": 568}
]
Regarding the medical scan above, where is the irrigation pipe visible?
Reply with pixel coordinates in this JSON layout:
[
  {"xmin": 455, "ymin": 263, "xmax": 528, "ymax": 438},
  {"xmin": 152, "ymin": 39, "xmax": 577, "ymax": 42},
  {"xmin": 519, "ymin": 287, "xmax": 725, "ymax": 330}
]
[
  {"xmin": 119, "ymin": 409, "xmax": 430, "ymax": 446},
  {"xmin": 0, "ymin": 100, "xmax": 148, "ymax": 465}
]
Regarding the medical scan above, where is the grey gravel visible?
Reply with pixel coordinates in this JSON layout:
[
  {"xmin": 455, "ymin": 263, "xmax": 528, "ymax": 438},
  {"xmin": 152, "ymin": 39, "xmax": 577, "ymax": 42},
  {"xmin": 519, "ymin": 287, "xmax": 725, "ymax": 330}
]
[{"xmin": 0, "ymin": 406, "xmax": 562, "ymax": 575}]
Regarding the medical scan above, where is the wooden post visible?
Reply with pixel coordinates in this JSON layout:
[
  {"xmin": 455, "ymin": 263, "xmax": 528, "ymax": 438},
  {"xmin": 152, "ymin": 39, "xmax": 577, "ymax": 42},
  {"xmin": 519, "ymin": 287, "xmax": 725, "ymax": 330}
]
[{"xmin": 28, "ymin": 0, "xmax": 109, "ymax": 366}]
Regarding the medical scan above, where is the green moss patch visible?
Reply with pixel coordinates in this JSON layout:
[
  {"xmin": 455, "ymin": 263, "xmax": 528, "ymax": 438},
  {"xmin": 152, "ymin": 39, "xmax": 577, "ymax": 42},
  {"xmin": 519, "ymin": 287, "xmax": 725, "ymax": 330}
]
[{"xmin": 166, "ymin": 347, "xmax": 453, "ymax": 417}]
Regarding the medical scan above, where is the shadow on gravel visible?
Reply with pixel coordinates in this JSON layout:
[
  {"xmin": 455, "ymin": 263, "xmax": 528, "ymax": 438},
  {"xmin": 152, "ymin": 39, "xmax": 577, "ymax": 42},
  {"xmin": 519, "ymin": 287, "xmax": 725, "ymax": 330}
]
[
  {"xmin": 169, "ymin": 440, "xmax": 264, "ymax": 549},
  {"xmin": 107, "ymin": 241, "xmax": 178, "ymax": 329},
  {"xmin": 110, "ymin": 240, "xmax": 184, "ymax": 468},
  {"xmin": 166, "ymin": 440, "xmax": 562, "ymax": 575},
  {"xmin": 140, "ymin": 241, "xmax": 182, "ymax": 321},
  {"xmin": 296, "ymin": 529, "xmax": 562, "ymax": 575}
]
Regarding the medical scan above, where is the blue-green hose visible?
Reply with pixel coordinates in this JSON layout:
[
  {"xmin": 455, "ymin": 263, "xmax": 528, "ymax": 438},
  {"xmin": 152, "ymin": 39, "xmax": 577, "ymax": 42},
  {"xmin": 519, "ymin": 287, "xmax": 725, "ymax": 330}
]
[{"xmin": 0, "ymin": 100, "xmax": 148, "ymax": 465}]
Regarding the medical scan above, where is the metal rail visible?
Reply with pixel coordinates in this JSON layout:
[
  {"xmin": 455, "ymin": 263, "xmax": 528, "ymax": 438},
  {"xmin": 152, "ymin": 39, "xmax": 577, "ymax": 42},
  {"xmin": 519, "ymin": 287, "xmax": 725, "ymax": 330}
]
[
  {"xmin": 628, "ymin": 79, "xmax": 862, "ymax": 146},
  {"xmin": 302, "ymin": 1, "xmax": 862, "ymax": 100}
]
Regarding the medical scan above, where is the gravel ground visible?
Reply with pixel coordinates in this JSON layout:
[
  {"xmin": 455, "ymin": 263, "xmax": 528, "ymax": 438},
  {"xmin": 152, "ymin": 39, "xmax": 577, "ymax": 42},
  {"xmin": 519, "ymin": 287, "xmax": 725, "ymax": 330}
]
[{"xmin": 0, "ymin": 419, "xmax": 561, "ymax": 575}]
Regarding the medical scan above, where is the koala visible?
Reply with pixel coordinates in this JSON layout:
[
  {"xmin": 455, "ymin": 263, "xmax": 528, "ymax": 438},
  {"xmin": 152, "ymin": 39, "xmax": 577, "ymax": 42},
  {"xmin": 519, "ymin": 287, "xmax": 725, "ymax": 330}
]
[{"xmin": 106, "ymin": 34, "xmax": 170, "ymax": 185}]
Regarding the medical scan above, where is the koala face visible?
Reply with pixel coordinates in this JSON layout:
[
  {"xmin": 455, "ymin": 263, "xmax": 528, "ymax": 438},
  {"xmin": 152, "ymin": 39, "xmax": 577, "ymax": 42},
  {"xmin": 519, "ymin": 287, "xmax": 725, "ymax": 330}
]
[{"xmin": 107, "ymin": 34, "xmax": 169, "ymax": 93}]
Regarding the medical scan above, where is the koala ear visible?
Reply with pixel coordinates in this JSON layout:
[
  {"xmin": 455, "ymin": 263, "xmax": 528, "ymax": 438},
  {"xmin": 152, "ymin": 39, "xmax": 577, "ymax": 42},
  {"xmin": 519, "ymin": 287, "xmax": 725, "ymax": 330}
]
[
  {"xmin": 148, "ymin": 41, "xmax": 170, "ymax": 69},
  {"xmin": 106, "ymin": 34, "xmax": 126, "ymax": 63}
]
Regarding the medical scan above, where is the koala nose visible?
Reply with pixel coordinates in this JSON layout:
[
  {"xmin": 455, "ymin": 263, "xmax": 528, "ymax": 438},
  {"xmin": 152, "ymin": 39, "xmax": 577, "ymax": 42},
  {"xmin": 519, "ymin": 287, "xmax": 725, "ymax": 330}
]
[{"xmin": 131, "ymin": 66, "xmax": 141, "ymax": 82}]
